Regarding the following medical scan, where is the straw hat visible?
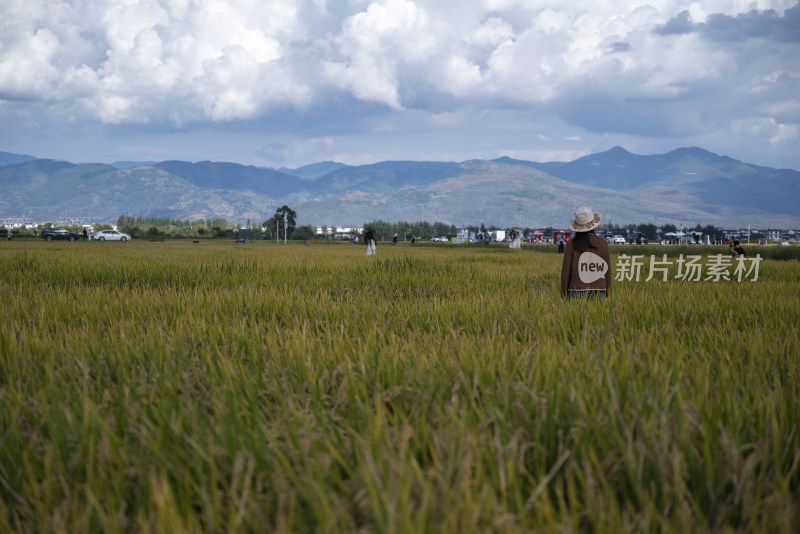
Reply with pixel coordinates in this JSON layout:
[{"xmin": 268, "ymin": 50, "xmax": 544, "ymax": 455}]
[{"xmin": 569, "ymin": 207, "xmax": 602, "ymax": 232}]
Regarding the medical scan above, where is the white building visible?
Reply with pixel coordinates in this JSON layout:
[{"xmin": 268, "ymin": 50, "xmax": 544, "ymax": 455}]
[
  {"xmin": 315, "ymin": 225, "xmax": 363, "ymax": 236},
  {"xmin": 766, "ymin": 229, "xmax": 782, "ymax": 241}
]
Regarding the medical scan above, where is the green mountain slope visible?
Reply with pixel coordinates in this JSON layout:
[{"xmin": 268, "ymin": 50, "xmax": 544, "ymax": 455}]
[
  {"xmin": 277, "ymin": 161, "xmax": 349, "ymax": 180},
  {"xmin": 154, "ymin": 161, "xmax": 309, "ymax": 197},
  {"xmin": 313, "ymin": 161, "xmax": 460, "ymax": 193},
  {"xmin": 0, "ymin": 160, "xmax": 289, "ymax": 221},
  {"xmin": 1, "ymin": 148, "xmax": 798, "ymax": 227},
  {"xmin": 0, "ymin": 151, "xmax": 37, "ymax": 166}
]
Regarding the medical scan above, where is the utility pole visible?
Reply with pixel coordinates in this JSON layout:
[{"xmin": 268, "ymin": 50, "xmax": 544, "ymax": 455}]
[{"xmin": 284, "ymin": 212, "xmax": 288, "ymax": 244}]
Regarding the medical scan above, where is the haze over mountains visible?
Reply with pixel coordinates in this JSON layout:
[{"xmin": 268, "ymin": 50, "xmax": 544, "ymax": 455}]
[{"xmin": 1, "ymin": 147, "xmax": 798, "ymax": 228}]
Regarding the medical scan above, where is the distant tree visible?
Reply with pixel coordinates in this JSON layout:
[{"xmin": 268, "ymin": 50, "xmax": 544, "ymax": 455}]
[
  {"xmin": 293, "ymin": 225, "xmax": 316, "ymax": 240},
  {"xmin": 414, "ymin": 221, "xmax": 433, "ymax": 239},
  {"xmin": 264, "ymin": 205, "xmax": 297, "ymax": 240},
  {"xmin": 209, "ymin": 218, "xmax": 229, "ymax": 232},
  {"xmin": 363, "ymin": 219, "xmax": 394, "ymax": 241},
  {"xmin": 249, "ymin": 226, "xmax": 265, "ymax": 240},
  {"xmin": 117, "ymin": 215, "xmax": 133, "ymax": 229},
  {"xmin": 637, "ymin": 223, "xmax": 658, "ymax": 241},
  {"xmin": 433, "ymin": 222, "xmax": 455, "ymax": 237},
  {"xmin": 702, "ymin": 224, "xmax": 722, "ymax": 241}
]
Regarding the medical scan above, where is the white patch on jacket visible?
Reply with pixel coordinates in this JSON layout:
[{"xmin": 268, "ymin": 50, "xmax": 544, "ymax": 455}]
[{"xmin": 578, "ymin": 252, "xmax": 608, "ymax": 283}]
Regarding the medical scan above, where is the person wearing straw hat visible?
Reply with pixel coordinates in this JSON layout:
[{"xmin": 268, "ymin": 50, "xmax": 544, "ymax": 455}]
[{"xmin": 560, "ymin": 207, "xmax": 612, "ymax": 299}]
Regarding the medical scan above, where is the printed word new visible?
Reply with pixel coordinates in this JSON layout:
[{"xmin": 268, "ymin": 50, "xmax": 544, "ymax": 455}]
[{"xmin": 578, "ymin": 252, "xmax": 608, "ymax": 284}]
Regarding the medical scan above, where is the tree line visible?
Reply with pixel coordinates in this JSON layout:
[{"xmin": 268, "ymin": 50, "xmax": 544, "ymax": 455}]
[
  {"xmin": 594, "ymin": 223, "xmax": 727, "ymax": 242},
  {"xmin": 116, "ymin": 215, "xmax": 231, "ymax": 238},
  {"xmin": 2, "ymin": 213, "xmax": 733, "ymax": 242},
  {"xmin": 363, "ymin": 220, "xmax": 459, "ymax": 241},
  {"xmin": 115, "ymin": 208, "xmax": 299, "ymax": 239}
]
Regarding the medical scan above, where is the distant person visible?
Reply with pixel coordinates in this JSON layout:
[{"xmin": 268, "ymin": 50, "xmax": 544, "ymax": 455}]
[
  {"xmin": 392, "ymin": 232, "xmax": 398, "ymax": 244},
  {"xmin": 561, "ymin": 207, "xmax": 612, "ymax": 299},
  {"xmin": 87, "ymin": 227, "xmax": 93, "ymax": 241},
  {"xmin": 730, "ymin": 240, "xmax": 745, "ymax": 257},
  {"xmin": 557, "ymin": 235, "xmax": 565, "ymax": 254},
  {"xmin": 364, "ymin": 229, "xmax": 376, "ymax": 256},
  {"xmin": 83, "ymin": 227, "xmax": 88, "ymax": 241},
  {"xmin": 7, "ymin": 227, "xmax": 12, "ymax": 241},
  {"xmin": 410, "ymin": 235, "xmax": 416, "ymax": 244}
]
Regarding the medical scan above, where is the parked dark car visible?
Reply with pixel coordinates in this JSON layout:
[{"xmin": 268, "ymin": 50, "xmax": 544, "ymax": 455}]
[{"xmin": 40, "ymin": 228, "xmax": 81, "ymax": 242}]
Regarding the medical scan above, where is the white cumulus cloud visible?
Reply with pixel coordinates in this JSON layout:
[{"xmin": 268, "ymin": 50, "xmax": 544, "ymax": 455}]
[
  {"xmin": 0, "ymin": 0, "xmax": 310, "ymax": 123},
  {"xmin": 0, "ymin": 0, "xmax": 798, "ymax": 169}
]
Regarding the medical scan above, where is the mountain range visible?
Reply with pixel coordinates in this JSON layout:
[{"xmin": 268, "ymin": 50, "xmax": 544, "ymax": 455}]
[{"xmin": 1, "ymin": 147, "xmax": 798, "ymax": 228}]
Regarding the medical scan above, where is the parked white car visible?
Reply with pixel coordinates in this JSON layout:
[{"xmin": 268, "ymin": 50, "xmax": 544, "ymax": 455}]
[
  {"xmin": 608, "ymin": 235, "xmax": 626, "ymax": 244},
  {"xmin": 95, "ymin": 230, "xmax": 131, "ymax": 242}
]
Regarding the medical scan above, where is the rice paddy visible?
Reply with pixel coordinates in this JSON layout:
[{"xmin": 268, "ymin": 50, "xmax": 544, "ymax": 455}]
[{"xmin": 1, "ymin": 240, "xmax": 798, "ymax": 532}]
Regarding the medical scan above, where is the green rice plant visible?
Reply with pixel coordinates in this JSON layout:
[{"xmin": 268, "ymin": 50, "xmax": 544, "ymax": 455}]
[{"xmin": 0, "ymin": 241, "xmax": 798, "ymax": 532}]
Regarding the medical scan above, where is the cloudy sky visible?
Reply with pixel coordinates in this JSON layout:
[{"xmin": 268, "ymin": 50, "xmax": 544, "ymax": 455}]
[{"xmin": 1, "ymin": 0, "xmax": 798, "ymax": 170}]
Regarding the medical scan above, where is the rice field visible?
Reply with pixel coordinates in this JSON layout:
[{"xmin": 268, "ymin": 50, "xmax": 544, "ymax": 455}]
[{"xmin": 1, "ymin": 240, "xmax": 798, "ymax": 532}]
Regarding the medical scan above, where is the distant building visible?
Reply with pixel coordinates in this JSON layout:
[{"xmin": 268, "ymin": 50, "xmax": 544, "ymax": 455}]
[
  {"xmin": 313, "ymin": 225, "xmax": 364, "ymax": 238},
  {"xmin": 488, "ymin": 230, "xmax": 506, "ymax": 242}
]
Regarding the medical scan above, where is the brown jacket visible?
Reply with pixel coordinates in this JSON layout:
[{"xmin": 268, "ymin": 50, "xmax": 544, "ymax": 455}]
[{"xmin": 560, "ymin": 233, "xmax": 612, "ymax": 296}]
